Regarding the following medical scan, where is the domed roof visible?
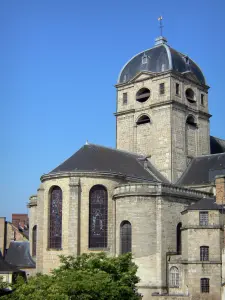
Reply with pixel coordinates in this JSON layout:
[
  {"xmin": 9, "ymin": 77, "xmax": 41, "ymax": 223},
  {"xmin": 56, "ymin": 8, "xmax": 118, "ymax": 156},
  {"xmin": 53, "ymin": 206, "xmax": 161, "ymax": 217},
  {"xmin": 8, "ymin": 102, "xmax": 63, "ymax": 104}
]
[{"xmin": 118, "ymin": 37, "xmax": 205, "ymax": 85}]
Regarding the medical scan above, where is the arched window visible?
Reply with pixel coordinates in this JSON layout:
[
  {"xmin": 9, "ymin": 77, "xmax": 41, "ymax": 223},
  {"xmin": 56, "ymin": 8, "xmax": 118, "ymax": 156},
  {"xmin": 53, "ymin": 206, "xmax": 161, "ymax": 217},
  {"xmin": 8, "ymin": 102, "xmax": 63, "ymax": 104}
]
[
  {"xmin": 170, "ymin": 267, "xmax": 179, "ymax": 287},
  {"xmin": 120, "ymin": 221, "xmax": 132, "ymax": 254},
  {"xmin": 89, "ymin": 185, "xmax": 108, "ymax": 248},
  {"xmin": 176, "ymin": 223, "xmax": 182, "ymax": 254},
  {"xmin": 186, "ymin": 115, "xmax": 197, "ymax": 127},
  {"xmin": 32, "ymin": 225, "xmax": 37, "ymax": 256},
  {"xmin": 49, "ymin": 186, "xmax": 62, "ymax": 249},
  {"xmin": 136, "ymin": 115, "xmax": 150, "ymax": 125}
]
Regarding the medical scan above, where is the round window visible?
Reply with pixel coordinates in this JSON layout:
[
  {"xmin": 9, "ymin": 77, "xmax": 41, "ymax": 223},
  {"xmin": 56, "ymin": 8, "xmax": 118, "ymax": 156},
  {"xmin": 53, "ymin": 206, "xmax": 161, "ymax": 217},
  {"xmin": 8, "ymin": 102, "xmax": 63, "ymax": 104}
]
[
  {"xmin": 185, "ymin": 88, "xmax": 195, "ymax": 103},
  {"xmin": 136, "ymin": 88, "xmax": 150, "ymax": 103}
]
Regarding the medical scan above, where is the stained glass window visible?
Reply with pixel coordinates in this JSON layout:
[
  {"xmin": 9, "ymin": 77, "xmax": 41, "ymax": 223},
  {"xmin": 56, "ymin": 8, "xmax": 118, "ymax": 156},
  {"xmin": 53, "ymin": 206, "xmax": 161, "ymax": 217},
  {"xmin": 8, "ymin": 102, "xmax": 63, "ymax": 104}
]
[
  {"xmin": 49, "ymin": 186, "xmax": 62, "ymax": 249},
  {"xmin": 89, "ymin": 185, "xmax": 108, "ymax": 248},
  {"xmin": 121, "ymin": 221, "xmax": 132, "ymax": 254},
  {"xmin": 32, "ymin": 225, "xmax": 37, "ymax": 256}
]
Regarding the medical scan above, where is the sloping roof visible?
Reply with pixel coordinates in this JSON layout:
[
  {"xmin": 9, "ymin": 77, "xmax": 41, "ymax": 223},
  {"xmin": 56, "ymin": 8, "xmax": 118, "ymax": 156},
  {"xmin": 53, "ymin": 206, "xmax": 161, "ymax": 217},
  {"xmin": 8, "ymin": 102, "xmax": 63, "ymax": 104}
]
[
  {"xmin": 5, "ymin": 242, "xmax": 35, "ymax": 269},
  {"xmin": 210, "ymin": 136, "xmax": 225, "ymax": 154},
  {"xmin": 182, "ymin": 197, "xmax": 222, "ymax": 213},
  {"xmin": 118, "ymin": 38, "xmax": 205, "ymax": 85},
  {"xmin": 177, "ymin": 153, "xmax": 225, "ymax": 186},
  {"xmin": 49, "ymin": 144, "xmax": 168, "ymax": 183},
  {"xmin": 0, "ymin": 256, "xmax": 19, "ymax": 273}
]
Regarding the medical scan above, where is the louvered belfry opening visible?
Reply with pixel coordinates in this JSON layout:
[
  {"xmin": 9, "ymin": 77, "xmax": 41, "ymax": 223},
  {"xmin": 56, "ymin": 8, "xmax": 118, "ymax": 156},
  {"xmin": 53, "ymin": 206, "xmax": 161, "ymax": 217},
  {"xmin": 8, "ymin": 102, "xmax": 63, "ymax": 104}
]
[
  {"xmin": 120, "ymin": 221, "xmax": 132, "ymax": 254},
  {"xmin": 49, "ymin": 186, "xmax": 62, "ymax": 249},
  {"xmin": 136, "ymin": 88, "xmax": 150, "ymax": 102},
  {"xmin": 89, "ymin": 185, "xmax": 108, "ymax": 248}
]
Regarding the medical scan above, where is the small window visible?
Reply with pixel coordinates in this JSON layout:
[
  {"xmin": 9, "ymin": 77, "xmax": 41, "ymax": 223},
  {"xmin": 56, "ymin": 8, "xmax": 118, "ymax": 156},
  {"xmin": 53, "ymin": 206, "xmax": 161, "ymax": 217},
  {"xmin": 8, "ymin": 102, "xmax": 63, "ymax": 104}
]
[
  {"xmin": 32, "ymin": 225, "xmax": 37, "ymax": 257},
  {"xmin": 123, "ymin": 93, "xmax": 127, "ymax": 105},
  {"xmin": 201, "ymin": 94, "xmax": 205, "ymax": 106},
  {"xmin": 176, "ymin": 83, "xmax": 180, "ymax": 95},
  {"xmin": 200, "ymin": 246, "xmax": 209, "ymax": 261},
  {"xmin": 170, "ymin": 267, "xmax": 179, "ymax": 287},
  {"xmin": 186, "ymin": 115, "xmax": 197, "ymax": 127},
  {"xmin": 159, "ymin": 83, "xmax": 165, "ymax": 95},
  {"xmin": 136, "ymin": 88, "xmax": 150, "ymax": 102},
  {"xmin": 136, "ymin": 115, "xmax": 150, "ymax": 125},
  {"xmin": 201, "ymin": 278, "xmax": 209, "ymax": 293},
  {"xmin": 185, "ymin": 88, "xmax": 195, "ymax": 103},
  {"xmin": 199, "ymin": 212, "xmax": 208, "ymax": 226}
]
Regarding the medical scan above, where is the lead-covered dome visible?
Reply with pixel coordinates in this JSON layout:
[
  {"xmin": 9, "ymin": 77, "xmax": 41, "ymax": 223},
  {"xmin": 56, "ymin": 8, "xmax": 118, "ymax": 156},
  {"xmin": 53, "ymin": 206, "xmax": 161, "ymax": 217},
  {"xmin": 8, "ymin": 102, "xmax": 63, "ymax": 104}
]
[{"xmin": 118, "ymin": 36, "xmax": 205, "ymax": 85}]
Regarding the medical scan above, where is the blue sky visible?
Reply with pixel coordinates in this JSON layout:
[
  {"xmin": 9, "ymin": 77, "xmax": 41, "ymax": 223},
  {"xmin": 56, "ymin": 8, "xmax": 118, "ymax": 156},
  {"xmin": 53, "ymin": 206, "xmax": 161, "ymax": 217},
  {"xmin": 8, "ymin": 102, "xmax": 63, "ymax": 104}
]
[{"xmin": 1, "ymin": 0, "xmax": 225, "ymax": 220}]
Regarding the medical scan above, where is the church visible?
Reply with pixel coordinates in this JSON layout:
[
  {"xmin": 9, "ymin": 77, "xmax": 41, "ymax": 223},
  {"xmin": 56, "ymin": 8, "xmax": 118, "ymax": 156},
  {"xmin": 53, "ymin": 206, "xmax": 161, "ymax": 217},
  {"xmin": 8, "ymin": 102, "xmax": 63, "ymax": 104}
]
[{"xmin": 28, "ymin": 34, "xmax": 225, "ymax": 300}]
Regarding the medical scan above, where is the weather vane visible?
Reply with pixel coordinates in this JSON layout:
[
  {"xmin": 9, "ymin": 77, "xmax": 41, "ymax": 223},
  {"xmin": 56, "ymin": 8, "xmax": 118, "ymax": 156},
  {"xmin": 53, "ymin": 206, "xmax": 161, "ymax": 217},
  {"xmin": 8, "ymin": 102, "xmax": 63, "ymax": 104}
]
[{"xmin": 158, "ymin": 16, "xmax": 163, "ymax": 36}]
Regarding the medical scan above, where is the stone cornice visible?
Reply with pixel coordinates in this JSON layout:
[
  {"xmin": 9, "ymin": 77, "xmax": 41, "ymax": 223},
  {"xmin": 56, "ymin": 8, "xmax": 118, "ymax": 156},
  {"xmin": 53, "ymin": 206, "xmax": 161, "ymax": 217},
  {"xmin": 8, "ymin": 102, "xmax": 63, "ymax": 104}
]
[
  {"xmin": 40, "ymin": 171, "xmax": 151, "ymax": 184},
  {"xmin": 27, "ymin": 200, "xmax": 37, "ymax": 208},
  {"xmin": 113, "ymin": 182, "xmax": 211, "ymax": 200},
  {"xmin": 180, "ymin": 260, "xmax": 221, "ymax": 265},
  {"xmin": 114, "ymin": 109, "xmax": 135, "ymax": 117},
  {"xmin": 181, "ymin": 225, "xmax": 222, "ymax": 230}
]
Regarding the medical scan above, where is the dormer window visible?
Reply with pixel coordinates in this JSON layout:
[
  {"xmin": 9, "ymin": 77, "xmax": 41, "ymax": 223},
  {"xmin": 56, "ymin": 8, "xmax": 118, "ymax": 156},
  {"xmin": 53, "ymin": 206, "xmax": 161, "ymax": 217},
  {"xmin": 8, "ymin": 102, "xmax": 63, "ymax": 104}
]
[
  {"xmin": 142, "ymin": 54, "xmax": 148, "ymax": 65},
  {"xmin": 183, "ymin": 55, "xmax": 190, "ymax": 65}
]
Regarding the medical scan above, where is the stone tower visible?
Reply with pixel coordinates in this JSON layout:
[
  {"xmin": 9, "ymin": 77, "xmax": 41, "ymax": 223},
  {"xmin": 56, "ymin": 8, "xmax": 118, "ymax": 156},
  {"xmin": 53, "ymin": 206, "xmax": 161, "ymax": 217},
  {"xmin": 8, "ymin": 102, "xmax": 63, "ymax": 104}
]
[{"xmin": 115, "ymin": 36, "xmax": 210, "ymax": 182}]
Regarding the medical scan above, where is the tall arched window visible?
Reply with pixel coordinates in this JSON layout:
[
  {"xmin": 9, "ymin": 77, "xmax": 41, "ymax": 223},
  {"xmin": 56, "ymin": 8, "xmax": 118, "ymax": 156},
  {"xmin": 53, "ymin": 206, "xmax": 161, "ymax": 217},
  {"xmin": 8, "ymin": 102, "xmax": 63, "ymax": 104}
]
[
  {"xmin": 170, "ymin": 267, "xmax": 179, "ymax": 287},
  {"xmin": 89, "ymin": 185, "xmax": 108, "ymax": 248},
  {"xmin": 49, "ymin": 186, "xmax": 62, "ymax": 249},
  {"xmin": 176, "ymin": 223, "xmax": 182, "ymax": 254},
  {"xmin": 120, "ymin": 221, "xmax": 132, "ymax": 254},
  {"xmin": 32, "ymin": 225, "xmax": 37, "ymax": 256}
]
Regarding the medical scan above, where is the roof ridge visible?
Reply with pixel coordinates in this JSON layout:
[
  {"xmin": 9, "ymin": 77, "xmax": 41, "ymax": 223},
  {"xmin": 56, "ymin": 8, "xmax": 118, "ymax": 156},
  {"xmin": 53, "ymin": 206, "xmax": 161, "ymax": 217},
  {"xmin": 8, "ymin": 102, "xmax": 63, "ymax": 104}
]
[
  {"xmin": 195, "ymin": 152, "xmax": 225, "ymax": 158},
  {"xmin": 211, "ymin": 135, "xmax": 225, "ymax": 143},
  {"xmin": 86, "ymin": 143, "xmax": 145, "ymax": 158}
]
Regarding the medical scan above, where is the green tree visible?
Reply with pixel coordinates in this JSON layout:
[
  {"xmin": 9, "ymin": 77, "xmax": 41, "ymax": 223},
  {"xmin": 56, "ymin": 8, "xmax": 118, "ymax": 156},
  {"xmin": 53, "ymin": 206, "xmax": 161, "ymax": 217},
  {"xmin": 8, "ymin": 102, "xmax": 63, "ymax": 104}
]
[{"xmin": 3, "ymin": 253, "xmax": 141, "ymax": 300}]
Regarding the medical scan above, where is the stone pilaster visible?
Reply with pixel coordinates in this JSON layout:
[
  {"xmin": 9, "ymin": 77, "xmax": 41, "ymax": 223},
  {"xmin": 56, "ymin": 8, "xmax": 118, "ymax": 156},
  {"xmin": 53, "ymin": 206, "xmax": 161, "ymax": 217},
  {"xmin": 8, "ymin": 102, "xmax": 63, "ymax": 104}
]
[
  {"xmin": 68, "ymin": 177, "xmax": 80, "ymax": 256},
  {"xmin": 36, "ymin": 183, "xmax": 44, "ymax": 273}
]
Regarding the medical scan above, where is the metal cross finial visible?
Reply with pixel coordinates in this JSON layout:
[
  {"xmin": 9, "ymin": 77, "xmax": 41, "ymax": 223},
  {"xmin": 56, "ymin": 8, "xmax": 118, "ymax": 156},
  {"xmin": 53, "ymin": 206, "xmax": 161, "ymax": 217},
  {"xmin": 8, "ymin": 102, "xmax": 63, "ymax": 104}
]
[{"xmin": 158, "ymin": 16, "xmax": 163, "ymax": 36}]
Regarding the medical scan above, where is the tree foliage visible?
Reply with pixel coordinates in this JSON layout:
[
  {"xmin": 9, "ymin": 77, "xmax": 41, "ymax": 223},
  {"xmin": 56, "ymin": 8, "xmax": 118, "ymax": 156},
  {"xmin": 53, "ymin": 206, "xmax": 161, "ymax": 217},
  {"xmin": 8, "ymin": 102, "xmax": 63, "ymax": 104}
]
[{"xmin": 2, "ymin": 253, "xmax": 141, "ymax": 300}]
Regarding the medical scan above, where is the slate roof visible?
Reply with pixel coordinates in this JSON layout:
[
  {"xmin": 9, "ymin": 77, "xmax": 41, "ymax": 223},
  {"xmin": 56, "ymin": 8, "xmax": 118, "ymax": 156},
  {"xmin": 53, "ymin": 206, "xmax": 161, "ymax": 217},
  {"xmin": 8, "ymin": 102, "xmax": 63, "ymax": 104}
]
[
  {"xmin": 5, "ymin": 242, "xmax": 36, "ymax": 269},
  {"xmin": 0, "ymin": 256, "xmax": 19, "ymax": 273},
  {"xmin": 177, "ymin": 153, "xmax": 225, "ymax": 186},
  {"xmin": 49, "ymin": 144, "xmax": 168, "ymax": 183},
  {"xmin": 210, "ymin": 136, "xmax": 225, "ymax": 154},
  {"xmin": 182, "ymin": 197, "xmax": 223, "ymax": 213},
  {"xmin": 118, "ymin": 38, "xmax": 205, "ymax": 85}
]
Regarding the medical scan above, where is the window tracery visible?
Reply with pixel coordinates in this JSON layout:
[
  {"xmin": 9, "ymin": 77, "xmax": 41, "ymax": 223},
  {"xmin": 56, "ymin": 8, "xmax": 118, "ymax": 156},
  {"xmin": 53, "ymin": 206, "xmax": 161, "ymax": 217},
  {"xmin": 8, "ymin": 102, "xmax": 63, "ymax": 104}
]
[{"xmin": 49, "ymin": 186, "xmax": 62, "ymax": 249}]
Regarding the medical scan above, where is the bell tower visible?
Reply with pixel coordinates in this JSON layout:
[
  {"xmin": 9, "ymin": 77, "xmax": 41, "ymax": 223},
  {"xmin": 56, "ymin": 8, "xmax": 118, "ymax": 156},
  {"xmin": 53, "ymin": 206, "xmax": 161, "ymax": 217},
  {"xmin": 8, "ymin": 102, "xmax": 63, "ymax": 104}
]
[{"xmin": 115, "ymin": 36, "xmax": 210, "ymax": 182}]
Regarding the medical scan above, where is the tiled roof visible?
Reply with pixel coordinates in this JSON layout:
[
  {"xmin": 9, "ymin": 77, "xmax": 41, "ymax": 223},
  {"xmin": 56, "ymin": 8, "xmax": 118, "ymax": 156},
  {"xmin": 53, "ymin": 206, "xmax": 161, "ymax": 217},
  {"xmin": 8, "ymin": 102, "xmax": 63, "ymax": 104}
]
[
  {"xmin": 5, "ymin": 242, "xmax": 35, "ymax": 269},
  {"xmin": 49, "ymin": 144, "xmax": 168, "ymax": 183},
  {"xmin": 177, "ymin": 153, "xmax": 225, "ymax": 186},
  {"xmin": 182, "ymin": 197, "xmax": 223, "ymax": 213},
  {"xmin": 210, "ymin": 136, "xmax": 225, "ymax": 154}
]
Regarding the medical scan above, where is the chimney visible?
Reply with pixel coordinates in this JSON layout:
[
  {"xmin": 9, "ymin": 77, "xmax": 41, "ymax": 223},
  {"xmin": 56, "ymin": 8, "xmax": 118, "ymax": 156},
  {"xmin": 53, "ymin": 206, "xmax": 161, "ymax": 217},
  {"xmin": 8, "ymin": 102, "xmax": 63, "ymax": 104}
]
[{"xmin": 215, "ymin": 175, "xmax": 225, "ymax": 205}]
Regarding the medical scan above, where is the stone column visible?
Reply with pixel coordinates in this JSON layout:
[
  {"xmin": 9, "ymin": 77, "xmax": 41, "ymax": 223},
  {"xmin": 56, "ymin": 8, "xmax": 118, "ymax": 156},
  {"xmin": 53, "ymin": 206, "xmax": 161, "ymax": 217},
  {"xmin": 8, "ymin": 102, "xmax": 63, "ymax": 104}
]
[
  {"xmin": 36, "ymin": 183, "xmax": 44, "ymax": 273},
  {"xmin": 215, "ymin": 175, "xmax": 225, "ymax": 205},
  {"xmin": 68, "ymin": 177, "xmax": 80, "ymax": 256}
]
